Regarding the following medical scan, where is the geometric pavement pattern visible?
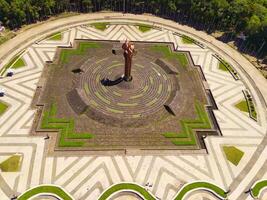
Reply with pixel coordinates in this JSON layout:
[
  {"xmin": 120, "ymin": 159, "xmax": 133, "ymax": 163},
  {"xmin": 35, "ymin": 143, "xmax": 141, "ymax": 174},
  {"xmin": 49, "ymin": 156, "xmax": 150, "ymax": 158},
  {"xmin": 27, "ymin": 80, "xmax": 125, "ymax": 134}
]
[{"xmin": 0, "ymin": 19, "xmax": 266, "ymax": 200}]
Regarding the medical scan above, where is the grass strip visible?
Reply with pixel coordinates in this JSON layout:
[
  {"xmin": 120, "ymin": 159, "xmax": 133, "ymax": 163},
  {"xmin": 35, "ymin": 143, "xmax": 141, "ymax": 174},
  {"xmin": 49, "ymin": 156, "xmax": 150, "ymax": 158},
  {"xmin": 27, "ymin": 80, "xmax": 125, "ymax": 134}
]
[
  {"xmin": 244, "ymin": 90, "xmax": 257, "ymax": 120},
  {"xmin": 17, "ymin": 181, "xmax": 228, "ymax": 200},
  {"xmin": 18, "ymin": 185, "xmax": 72, "ymax": 200},
  {"xmin": 251, "ymin": 180, "xmax": 267, "ymax": 198},
  {"xmin": 174, "ymin": 182, "xmax": 227, "ymax": 200},
  {"xmin": 98, "ymin": 183, "xmax": 155, "ymax": 200},
  {"xmin": 163, "ymin": 100, "xmax": 211, "ymax": 146},
  {"xmin": 218, "ymin": 62, "xmax": 228, "ymax": 71},
  {"xmin": 150, "ymin": 45, "xmax": 188, "ymax": 68},
  {"xmin": 48, "ymin": 32, "xmax": 62, "ymax": 40},
  {"xmin": 41, "ymin": 103, "xmax": 93, "ymax": 147},
  {"xmin": 235, "ymin": 100, "xmax": 249, "ymax": 113},
  {"xmin": 11, "ymin": 58, "xmax": 26, "ymax": 69},
  {"xmin": 0, "ymin": 50, "xmax": 25, "ymax": 75},
  {"xmin": 60, "ymin": 42, "xmax": 101, "ymax": 64},
  {"xmin": 0, "ymin": 101, "xmax": 8, "ymax": 115},
  {"xmin": 218, "ymin": 59, "xmax": 239, "ymax": 79},
  {"xmin": 181, "ymin": 36, "xmax": 194, "ymax": 44},
  {"xmin": 137, "ymin": 24, "xmax": 153, "ymax": 33},
  {"xmin": 91, "ymin": 22, "xmax": 110, "ymax": 31}
]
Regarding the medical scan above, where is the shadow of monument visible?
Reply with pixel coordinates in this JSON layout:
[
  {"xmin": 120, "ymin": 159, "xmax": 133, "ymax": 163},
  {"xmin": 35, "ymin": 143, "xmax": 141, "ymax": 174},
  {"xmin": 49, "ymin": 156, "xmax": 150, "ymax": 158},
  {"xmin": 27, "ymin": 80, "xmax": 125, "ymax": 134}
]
[{"xmin": 101, "ymin": 76, "xmax": 123, "ymax": 86}]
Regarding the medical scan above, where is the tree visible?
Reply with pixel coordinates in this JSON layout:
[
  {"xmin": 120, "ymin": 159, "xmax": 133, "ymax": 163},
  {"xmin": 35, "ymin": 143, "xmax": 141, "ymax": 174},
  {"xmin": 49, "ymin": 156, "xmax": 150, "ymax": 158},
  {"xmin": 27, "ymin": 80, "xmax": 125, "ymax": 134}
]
[{"xmin": 247, "ymin": 15, "xmax": 261, "ymax": 34}]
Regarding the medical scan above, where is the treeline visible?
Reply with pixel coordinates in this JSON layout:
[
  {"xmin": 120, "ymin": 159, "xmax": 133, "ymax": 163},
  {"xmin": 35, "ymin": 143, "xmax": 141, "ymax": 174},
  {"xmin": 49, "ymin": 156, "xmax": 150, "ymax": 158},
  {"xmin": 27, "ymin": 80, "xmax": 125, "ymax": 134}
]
[{"xmin": 0, "ymin": 0, "xmax": 266, "ymax": 57}]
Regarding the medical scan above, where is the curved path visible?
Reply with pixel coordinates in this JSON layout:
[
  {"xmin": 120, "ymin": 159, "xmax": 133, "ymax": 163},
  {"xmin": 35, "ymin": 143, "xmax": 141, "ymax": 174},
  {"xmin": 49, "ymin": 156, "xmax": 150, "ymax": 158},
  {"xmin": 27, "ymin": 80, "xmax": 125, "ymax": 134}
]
[{"xmin": 0, "ymin": 13, "xmax": 266, "ymax": 200}]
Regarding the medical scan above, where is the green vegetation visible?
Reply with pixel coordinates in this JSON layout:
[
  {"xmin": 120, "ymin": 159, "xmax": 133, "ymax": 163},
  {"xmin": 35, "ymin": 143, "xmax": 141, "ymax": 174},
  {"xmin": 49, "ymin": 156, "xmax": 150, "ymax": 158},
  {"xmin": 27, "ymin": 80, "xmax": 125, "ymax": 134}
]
[
  {"xmin": 0, "ymin": 29, "xmax": 16, "ymax": 46},
  {"xmin": 218, "ymin": 60, "xmax": 238, "ymax": 78},
  {"xmin": 181, "ymin": 35, "xmax": 195, "ymax": 44},
  {"xmin": 223, "ymin": 146, "xmax": 244, "ymax": 166},
  {"xmin": 48, "ymin": 32, "xmax": 62, "ymax": 40},
  {"xmin": 99, "ymin": 183, "xmax": 155, "ymax": 200},
  {"xmin": 0, "ymin": 0, "xmax": 266, "ymax": 56},
  {"xmin": 18, "ymin": 185, "xmax": 72, "ymax": 200},
  {"xmin": 137, "ymin": 24, "xmax": 152, "ymax": 33},
  {"xmin": 235, "ymin": 100, "xmax": 249, "ymax": 113},
  {"xmin": 163, "ymin": 100, "xmax": 211, "ymax": 146},
  {"xmin": 244, "ymin": 90, "xmax": 257, "ymax": 120},
  {"xmin": 0, "ymin": 50, "xmax": 25, "ymax": 75},
  {"xmin": 17, "ymin": 182, "xmax": 228, "ymax": 200},
  {"xmin": 41, "ymin": 103, "xmax": 93, "ymax": 147},
  {"xmin": 11, "ymin": 58, "xmax": 26, "ymax": 69},
  {"xmin": 251, "ymin": 180, "xmax": 267, "ymax": 198},
  {"xmin": 91, "ymin": 22, "xmax": 109, "ymax": 31},
  {"xmin": 182, "ymin": 37, "xmax": 194, "ymax": 44},
  {"xmin": 0, "ymin": 155, "xmax": 21, "ymax": 172},
  {"xmin": 60, "ymin": 42, "xmax": 101, "ymax": 64},
  {"xmin": 0, "ymin": 101, "xmax": 8, "ymax": 116},
  {"xmin": 151, "ymin": 45, "xmax": 188, "ymax": 68},
  {"xmin": 218, "ymin": 62, "xmax": 228, "ymax": 71},
  {"xmin": 174, "ymin": 182, "xmax": 227, "ymax": 200}
]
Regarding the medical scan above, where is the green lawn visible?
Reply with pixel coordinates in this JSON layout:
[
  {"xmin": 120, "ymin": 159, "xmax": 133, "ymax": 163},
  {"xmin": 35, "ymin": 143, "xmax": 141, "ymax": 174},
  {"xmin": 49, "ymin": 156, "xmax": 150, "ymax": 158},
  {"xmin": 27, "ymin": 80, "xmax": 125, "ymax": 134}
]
[
  {"xmin": 223, "ymin": 146, "xmax": 244, "ymax": 166},
  {"xmin": 251, "ymin": 180, "xmax": 267, "ymax": 198},
  {"xmin": 0, "ymin": 50, "xmax": 25, "ymax": 75},
  {"xmin": 0, "ymin": 101, "xmax": 8, "ymax": 116},
  {"xmin": 11, "ymin": 58, "xmax": 26, "ymax": 69},
  {"xmin": 60, "ymin": 42, "xmax": 101, "ymax": 64},
  {"xmin": 0, "ymin": 155, "xmax": 21, "ymax": 172},
  {"xmin": 91, "ymin": 22, "xmax": 109, "ymax": 31},
  {"xmin": 163, "ymin": 100, "xmax": 211, "ymax": 146},
  {"xmin": 41, "ymin": 103, "xmax": 94, "ymax": 147},
  {"xmin": 137, "ymin": 24, "xmax": 152, "ymax": 33},
  {"xmin": 150, "ymin": 45, "xmax": 188, "ymax": 68},
  {"xmin": 18, "ymin": 185, "xmax": 72, "ymax": 200},
  {"xmin": 174, "ymin": 182, "xmax": 227, "ymax": 200},
  {"xmin": 235, "ymin": 100, "xmax": 249, "ymax": 113},
  {"xmin": 218, "ymin": 62, "xmax": 228, "ymax": 71},
  {"xmin": 218, "ymin": 60, "xmax": 238, "ymax": 78},
  {"xmin": 48, "ymin": 32, "xmax": 62, "ymax": 41},
  {"xmin": 181, "ymin": 36, "xmax": 194, "ymax": 44}
]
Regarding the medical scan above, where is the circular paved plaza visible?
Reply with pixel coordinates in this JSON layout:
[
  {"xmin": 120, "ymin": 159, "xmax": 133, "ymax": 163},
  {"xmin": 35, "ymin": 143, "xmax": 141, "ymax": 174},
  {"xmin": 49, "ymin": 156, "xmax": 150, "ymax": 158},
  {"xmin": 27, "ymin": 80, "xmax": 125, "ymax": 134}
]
[
  {"xmin": 77, "ymin": 47, "xmax": 174, "ymax": 124},
  {"xmin": 0, "ymin": 13, "xmax": 266, "ymax": 200}
]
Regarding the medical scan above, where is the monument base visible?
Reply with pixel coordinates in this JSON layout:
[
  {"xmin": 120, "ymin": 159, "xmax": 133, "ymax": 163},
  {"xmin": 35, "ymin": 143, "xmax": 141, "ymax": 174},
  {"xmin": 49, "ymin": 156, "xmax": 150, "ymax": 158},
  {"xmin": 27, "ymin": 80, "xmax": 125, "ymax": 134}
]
[{"xmin": 123, "ymin": 75, "xmax": 133, "ymax": 82}]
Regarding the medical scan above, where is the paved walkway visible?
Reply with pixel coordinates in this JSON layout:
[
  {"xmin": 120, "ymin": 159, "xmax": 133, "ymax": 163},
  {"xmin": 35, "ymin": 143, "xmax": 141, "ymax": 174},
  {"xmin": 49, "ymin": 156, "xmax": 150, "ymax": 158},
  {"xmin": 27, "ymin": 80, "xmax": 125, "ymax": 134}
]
[{"xmin": 0, "ymin": 13, "xmax": 266, "ymax": 200}]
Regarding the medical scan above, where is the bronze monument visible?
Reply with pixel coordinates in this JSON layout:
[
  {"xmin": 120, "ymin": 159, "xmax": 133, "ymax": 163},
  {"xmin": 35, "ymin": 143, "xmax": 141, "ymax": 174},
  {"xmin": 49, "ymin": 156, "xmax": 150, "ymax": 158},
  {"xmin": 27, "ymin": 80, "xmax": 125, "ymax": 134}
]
[{"xmin": 122, "ymin": 40, "xmax": 135, "ymax": 82}]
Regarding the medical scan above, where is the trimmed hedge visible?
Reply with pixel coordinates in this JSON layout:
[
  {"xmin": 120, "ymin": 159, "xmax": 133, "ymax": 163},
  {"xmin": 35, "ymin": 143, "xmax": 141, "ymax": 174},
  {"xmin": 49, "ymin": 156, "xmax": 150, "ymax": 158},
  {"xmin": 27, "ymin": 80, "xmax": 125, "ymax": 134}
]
[
  {"xmin": 251, "ymin": 180, "xmax": 267, "ymax": 198},
  {"xmin": 18, "ymin": 185, "xmax": 72, "ymax": 200},
  {"xmin": 41, "ymin": 103, "xmax": 93, "ymax": 147},
  {"xmin": 18, "ymin": 181, "xmax": 228, "ymax": 200},
  {"xmin": 163, "ymin": 100, "xmax": 211, "ymax": 146},
  {"xmin": 174, "ymin": 182, "xmax": 227, "ymax": 200},
  {"xmin": 98, "ymin": 183, "xmax": 155, "ymax": 200}
]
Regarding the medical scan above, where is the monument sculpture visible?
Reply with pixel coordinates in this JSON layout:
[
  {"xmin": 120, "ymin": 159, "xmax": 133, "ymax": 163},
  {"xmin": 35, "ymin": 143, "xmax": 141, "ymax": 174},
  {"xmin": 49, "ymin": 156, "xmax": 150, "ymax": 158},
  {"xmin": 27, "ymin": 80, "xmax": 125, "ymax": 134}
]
[{"xmin": 122, "ymin": 40, "xmax": 135, "ymax": 82}]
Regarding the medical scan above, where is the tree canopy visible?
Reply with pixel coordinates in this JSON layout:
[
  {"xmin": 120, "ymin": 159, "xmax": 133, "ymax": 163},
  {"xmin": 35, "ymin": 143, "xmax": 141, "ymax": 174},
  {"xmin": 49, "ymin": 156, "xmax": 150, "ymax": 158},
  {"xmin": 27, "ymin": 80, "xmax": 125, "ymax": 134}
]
[{"xmin": 0, "ymin": 0, "xmax": 266, "ymax": 57}]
